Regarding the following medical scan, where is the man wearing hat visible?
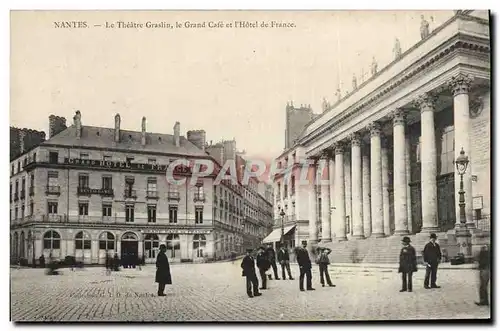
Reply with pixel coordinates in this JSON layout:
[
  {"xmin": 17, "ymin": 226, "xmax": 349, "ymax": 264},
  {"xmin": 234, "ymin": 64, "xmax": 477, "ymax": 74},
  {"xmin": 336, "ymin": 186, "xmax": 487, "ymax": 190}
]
[
  {"xmin": 398, "ymin": 236, "xmax": 417, "ymax": 292},
  {"xmin": 256, "ymin": 246, "xmax": 271, "ymax": 290},
  {"xmin": 241, "ymin": 248, "xmax": 262, "ymax": 298},
  {"xmin": 265, "ymin": 243, "xmax": 280, "ymax": 280},
  {"xmin": 423, "ymin": 233, "xmax": 442, "ymax": 289},
  {"xmin": 155, "ymin": 244, "xmax": 172, "ymax": 296},
  {"xmin": 294, "ymin": 240, "xmax": 315, "ymax": 291},
  {"xmin": 277, "ymin": 243, "xmax": 294, "ymax": 280}
]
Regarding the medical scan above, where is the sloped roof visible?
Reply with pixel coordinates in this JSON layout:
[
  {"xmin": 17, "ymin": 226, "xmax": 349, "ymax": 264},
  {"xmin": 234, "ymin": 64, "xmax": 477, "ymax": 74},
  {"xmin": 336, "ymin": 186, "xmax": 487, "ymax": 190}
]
[{"xmin": 43, "ymin": 125, "xmax": 208, "ymax": 157}]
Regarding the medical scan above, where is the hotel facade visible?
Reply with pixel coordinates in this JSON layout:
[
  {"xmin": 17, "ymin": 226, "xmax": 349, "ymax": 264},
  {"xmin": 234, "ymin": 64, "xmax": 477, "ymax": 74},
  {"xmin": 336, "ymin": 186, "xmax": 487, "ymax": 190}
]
[
  {"xmin": 269, "ymin": 11, "xmax": 491, "ymax": 253},
  {"xmin": 10, "ymin": 112, "xmax": 273, "ymax": 265}
]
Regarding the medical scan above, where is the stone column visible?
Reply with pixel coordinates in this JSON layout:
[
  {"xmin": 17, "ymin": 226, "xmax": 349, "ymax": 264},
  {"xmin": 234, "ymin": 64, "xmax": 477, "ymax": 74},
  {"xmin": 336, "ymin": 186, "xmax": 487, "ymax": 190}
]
[
  {"xmin": 328, "ymin": 152, "xmax": 336, "ymax": 240},
  {"xmin": 350, "ymin": 133, "xmax": 364, "ymax": 239},
  {"xmin": 320, "ymin": 155, "xmax": 332, "ymax": 242},
  {"xmin": 334, "ymin": 143, "xmax": 347, "ymax": 241},
  {"xmin": 449, "ymin": 73, "xmax": 474, "ymax": 228},
  {"xmin": 381, "ymin": 137, "xmax": 391, "ymax": 236},
  {"xmin": 362, "ymin": 148, "xmax": 372, "ymax": 238},
  {"xmin": 369, "ymin": 122, "xmax": 385, "ymax": 237},
  {"xmin": 308, "ymin": 160, "xmax": 318, "ymax": 244},
  {"xmin": 416, "ymin": 93, "xmax": 439, "ymax": 232},
  {"xmin": 344, "ymin": 152, "xmax": 352, "ymax": 235},
  {"xmin": 393, "ymin": 109, "xmax": 409, "ymax": 234},
  {"xmin": 405, "ymin": 135, "xmax": 413, "ymax": 233}
]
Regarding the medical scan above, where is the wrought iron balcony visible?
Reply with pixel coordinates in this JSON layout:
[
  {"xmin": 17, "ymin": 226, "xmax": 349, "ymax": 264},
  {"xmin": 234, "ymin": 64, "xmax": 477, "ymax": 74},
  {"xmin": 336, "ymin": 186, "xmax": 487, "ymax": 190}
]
[
  {"xmin": 123, "ymin": 189, "xmax": 137, "ymax": 199},
  {"xmin": 146, "ymin": 190, "xmax": 159, "ymax": 199},
  {"xmin": 45, "ymin": 186, "xmax": 61, "ymax": 195},
  {"xmin": 168, "ymin": 191, "xmax": 180, "ymax": 201},
  {"xmin": 194, "ymin": 192, "xmax": 205, "ymax": 202},
  {"xmin": 42, "ymin": 214, "xmax": 65, "ymax": 222}
]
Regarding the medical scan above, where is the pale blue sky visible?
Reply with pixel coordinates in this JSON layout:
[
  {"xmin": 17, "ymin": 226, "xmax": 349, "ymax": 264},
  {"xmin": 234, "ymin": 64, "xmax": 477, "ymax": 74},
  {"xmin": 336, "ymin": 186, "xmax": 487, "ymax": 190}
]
[{"xmin": 10, "ymin": 10, "xmax": 454, "ymax": 161}]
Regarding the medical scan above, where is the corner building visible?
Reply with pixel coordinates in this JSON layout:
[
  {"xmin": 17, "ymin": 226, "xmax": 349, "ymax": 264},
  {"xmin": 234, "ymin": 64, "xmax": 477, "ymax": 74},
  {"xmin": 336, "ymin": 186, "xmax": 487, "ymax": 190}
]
[
  {"xmin": 272, "ymin": 11, "xmax": 491, "ymax": 259},
  {"xmin": 10, "ymin": 112, "xmax": 256, "ymax": 265}
]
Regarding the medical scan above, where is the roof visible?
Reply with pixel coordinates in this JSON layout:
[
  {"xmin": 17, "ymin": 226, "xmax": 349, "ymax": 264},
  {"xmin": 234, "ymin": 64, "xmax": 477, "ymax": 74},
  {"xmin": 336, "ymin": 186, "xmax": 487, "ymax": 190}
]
[{"xmin": 43, "ymin": 125, "xmax": 208, "ymax": 157}]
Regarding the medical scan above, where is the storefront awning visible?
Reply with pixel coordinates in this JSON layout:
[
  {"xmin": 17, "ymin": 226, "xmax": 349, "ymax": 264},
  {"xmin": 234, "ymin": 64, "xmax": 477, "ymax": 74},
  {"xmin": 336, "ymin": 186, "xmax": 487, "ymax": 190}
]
[{"xmin": 262, "ymin": 225, "xmax": 296, "ymax": 243}]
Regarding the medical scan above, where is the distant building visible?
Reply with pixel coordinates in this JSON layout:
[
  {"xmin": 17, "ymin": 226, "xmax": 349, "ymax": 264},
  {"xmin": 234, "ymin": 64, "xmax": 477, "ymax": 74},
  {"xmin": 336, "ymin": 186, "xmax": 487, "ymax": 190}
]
[{"xmin": 284, "ymin": 103, "xmax": 316, "ymax": 150}]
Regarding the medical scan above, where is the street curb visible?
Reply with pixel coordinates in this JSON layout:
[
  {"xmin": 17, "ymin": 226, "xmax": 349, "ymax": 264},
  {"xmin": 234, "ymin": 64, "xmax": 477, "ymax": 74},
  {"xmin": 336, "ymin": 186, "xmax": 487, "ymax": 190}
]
[{"xmin": 288, "ymin": 262, "xmax": 477, "ymax": 270}]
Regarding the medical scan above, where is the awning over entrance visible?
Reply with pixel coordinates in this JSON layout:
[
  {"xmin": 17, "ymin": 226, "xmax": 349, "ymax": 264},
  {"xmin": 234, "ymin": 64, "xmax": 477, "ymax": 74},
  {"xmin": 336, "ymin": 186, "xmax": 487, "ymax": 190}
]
[{"xmin": 262, "ymin": 225, "xmax": 296, "ymax": 243}]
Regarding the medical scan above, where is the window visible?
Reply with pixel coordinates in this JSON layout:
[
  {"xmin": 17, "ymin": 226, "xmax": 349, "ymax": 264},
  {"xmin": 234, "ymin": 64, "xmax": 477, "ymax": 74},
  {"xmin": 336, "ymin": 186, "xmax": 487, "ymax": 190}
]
[
  {"xmin": 147, "ymin": 205, "xmax": 157, "ymax": 223},
  {"xmin": 49, "ymin": 151, "xmax": 59, "ymax": 164},
  {"xmin": 125, "ymin": 205, "xmax": 134, "ymax": 222},
  {"xmin": 30, "ymin": 173, "xmax": 34, "ymax": 187},
  {"xmin": 148, "ymin": 158, "xmax": 156, "ymax": 165},
  {"xmin": 291, "ymin": 175, "xmax": 295, "ymax": 195},
  {"xmin": 144, "ymin": 234, "xmax": 159, "ymax": 258},
  {"xmin": 75, "ymin": 231, "xmax": 91, "ymax": 250},
  {"xmin": 195, "ymin": 207, "xmax": 203, "ymax": 224},
  {"xmin": 11, "ymin": 164, "xmax": 14, "ymax": 176},
  {"xmin": 126, "ymin": 157, "xmax": 134, "ymax": 163},
  {"xmin": 78, "ymin": 202, "xmax": 89, "ymax": 216},
  {"xmin": 43, "ymin": 230, "xmax": 61, "ymax": 249},
  {"xmin": 102, "ymin": 204, "xmax": 112, "ymax": 217},
  {"xmin": 30, "ymin": 201, "xmax": 34, "ymax": 215},
  {"xmin": 103, "ymin": 155, "xmax": 112, "ymax": 161},
  {"xmin": 193, "ymin": 234, "xmax": 206, "ymax": 258},
  {"xmin": 17, "ymin": 161, "xmax": 20, "ymax": 172},
  {"xmin": 14, "ymin": 207, "xmax": 18, "ymax": 219},
  {"xmin": 47, "ymin": 201, "xmax": 58, "ymax": 214},
  {"xmin": 78, "ymin": 174, "xmax": 89, "ymax": 188},
  {"xmin": 33, "ymin": 152, "xmax": 36, "ymax": 162},
  {"xmin": 169, "ymin": 205, "xmax": 178, "ymax": 223},
  {"xmin": 10, "ymin": 183, "xmax": 12, "ymax": 202},
  {"xmin": 21, "ymin": 178, "xmax": 26, "ymax": 195},
  {"xmin": 147, "ymin": 178, "xmax": 157, "ymax": 198},
  {"xmin": 15, "ymin": 180, "xmax": 19, "ymax": 196},
  {"xmin": 21, "ymin": 204, "xmax": 24, "ymax": 219},
  {"xmin": 99, "ymin": 232, "xmax": 115, "ymax": 250},
  {"xmin": 102, "ymin": 176, "xmax": 112, "ymax": 189},
  {"xmin": 166, "ymin": 234, "xmax": 180, "ymax": 258},
  {"xmin": 80, "ymin": 153, "xmax": 89, "ymax": 159}
]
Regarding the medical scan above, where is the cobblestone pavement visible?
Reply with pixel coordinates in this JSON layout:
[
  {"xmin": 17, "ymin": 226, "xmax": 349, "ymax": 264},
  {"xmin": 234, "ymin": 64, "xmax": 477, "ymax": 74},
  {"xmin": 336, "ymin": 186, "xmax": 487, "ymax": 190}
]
[{"xmin": 10, "ymin": 261, "xmax": 490, "ymax": 322}]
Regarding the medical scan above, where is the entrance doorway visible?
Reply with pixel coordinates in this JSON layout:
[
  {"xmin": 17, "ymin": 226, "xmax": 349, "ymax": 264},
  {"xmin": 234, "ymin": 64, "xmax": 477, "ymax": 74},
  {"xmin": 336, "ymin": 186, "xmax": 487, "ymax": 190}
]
[{"xmin": 121, "ymin": 232, "xmax": 139, "ymax": 267}]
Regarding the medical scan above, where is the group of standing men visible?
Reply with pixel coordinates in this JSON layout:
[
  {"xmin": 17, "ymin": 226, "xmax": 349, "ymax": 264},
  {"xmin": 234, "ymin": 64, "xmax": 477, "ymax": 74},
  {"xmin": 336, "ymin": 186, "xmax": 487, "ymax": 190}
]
[{"xmin": 241, "ymin": 240, "xmax": 336, "ymax": 298}]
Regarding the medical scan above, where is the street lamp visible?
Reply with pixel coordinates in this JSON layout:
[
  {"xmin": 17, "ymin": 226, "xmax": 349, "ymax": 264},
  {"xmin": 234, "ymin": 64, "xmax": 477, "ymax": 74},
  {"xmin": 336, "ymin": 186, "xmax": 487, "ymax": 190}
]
[
  {"xmin": 455, "ymin": 147, "xmax": 469, "ymax": 226},
  {"xmin": 279, "ymin": 208, "xmax": 285, "ymax": 247}
]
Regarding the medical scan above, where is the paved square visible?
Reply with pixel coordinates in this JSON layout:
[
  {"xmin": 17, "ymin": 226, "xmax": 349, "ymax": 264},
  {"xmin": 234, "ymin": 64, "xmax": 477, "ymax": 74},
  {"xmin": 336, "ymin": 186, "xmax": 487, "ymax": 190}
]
[{"xmin": 10, "ymin": 261, "xmax": 490, "ymax": 321}]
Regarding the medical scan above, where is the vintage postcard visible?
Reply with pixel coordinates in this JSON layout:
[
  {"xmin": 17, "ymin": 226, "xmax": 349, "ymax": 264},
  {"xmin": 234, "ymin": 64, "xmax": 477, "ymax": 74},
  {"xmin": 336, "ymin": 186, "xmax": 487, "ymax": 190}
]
[{"xmin": 9, "ymin": 10, "xmax": 491, "ymax": 322}]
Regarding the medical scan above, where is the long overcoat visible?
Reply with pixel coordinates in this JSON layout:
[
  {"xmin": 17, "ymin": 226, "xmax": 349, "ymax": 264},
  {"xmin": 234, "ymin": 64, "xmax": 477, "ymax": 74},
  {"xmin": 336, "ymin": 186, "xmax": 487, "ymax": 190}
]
[
  {"xmin": 155, "ymin": 251, "xmax": 172, "ymax": 284},
  {"xmin": 398, "ymin": 245, "xmax": 418, "ymax": 273}
]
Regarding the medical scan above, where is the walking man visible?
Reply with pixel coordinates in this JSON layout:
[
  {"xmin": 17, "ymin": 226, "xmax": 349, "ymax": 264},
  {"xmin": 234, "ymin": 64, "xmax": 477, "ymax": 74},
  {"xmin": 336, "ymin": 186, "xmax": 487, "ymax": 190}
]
[
  {"xmin": 256, "ymin": 246, "xmax": 270, "ymax": 290},
  {"xmin": 155, "ymin": 244, "xmax": 172, "ymax": 296},
  {"xmin": 398, "ymin": 236, "xmax": 417, "ymax": 292},
  {"xmin": 423, "ymin": 233, "xmax": 442, "ymax": 289},
  {"xmin": 475, "ymin": 244, "xmax": 490, "ymax": 306},
  {"xmin": 316, "ymin": 247, "xmax": 335, "ymax": 287},
  {"xmin": 241, "ymin": 248, "xmax": 262, "ymax": 298},
  {"xmin": 294, "ymin": 240, "xmax": 315, "ymax": 291},
  {"xmin": 265, "ymin": 243, "xmax": 280, "ymax": 280},
  {"xmin": 277, "ymin": 244, "xmax": 294, "ymax": 280}
]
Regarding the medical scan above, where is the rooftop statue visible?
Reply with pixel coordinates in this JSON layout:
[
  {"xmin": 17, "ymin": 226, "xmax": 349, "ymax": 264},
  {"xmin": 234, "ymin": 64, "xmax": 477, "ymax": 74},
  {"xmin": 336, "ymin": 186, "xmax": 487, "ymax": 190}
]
[
  {"xmin": 371, "ymin": 56, "xmax": 378, "ymax": 76},
  {"xmin": 420, "ymin": 15, "xmax": 430, "ymax": 40},
  {"xmin": 393, "ymin": 37, "xmax": 402, "ymax": 60}
]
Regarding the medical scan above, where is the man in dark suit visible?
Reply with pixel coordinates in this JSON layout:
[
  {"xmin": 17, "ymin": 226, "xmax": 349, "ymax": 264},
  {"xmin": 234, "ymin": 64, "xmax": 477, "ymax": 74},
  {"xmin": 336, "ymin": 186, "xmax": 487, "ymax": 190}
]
[
  {"xmin": 475, "ymin": 244, "xmax": 490, "ymax": 306},
  {"xmin": 294, "ymin": 240, "xmax": 315, "ymax": 291},
  {"xmin": 241, "ymin": 248, "xmax": 262, "ymax": 298},
  {"xmin": 398, "ymin": 236, "xmax": 417, "ymax": 292},
  {"xmin": 277, "ymin": 243, "xmax": 294, "ymax": 280},
  {"xmin": 423, "ymin": 233, "xmax": 442, "ymax": 289},
  {"xmin": 265, "ymin": 243, "xmax": 280, "ymax": 280},
  {"xmin": 256, "ymin": 246, "xmax": 270, "ymax": 290},
  {"xmin": 155, "ymin": 244, "xmax": 172, "ymax": 296}
]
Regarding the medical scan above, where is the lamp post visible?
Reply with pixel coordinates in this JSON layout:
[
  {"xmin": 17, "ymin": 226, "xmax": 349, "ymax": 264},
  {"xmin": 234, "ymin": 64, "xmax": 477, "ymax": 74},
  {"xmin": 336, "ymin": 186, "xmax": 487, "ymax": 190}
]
[
  {"xmin": 454, "ymin": 148, "xmax": 472, "ymax": 261},
  {"xmin": 280, "ymin": 208, "xmax": 286, "ymax": 247}
]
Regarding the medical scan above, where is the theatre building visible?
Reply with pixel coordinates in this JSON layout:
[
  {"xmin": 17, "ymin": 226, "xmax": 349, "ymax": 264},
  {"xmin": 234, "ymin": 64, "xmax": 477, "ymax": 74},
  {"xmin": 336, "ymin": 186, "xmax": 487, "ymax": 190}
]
[
  {"xmin": 272, "ymin": 11, "xmax": 491, "ymax": 260},
  {"xmin": 10, "ymin": 112, "xmax": 252, "ymax": 265}
]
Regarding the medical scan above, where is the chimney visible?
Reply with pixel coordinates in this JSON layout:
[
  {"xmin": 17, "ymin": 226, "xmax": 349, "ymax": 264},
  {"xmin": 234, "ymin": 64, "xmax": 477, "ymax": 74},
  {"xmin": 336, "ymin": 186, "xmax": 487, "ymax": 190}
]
[
  {"xmin": 73, "ymin": 110, "xmax": 82, "ymax": 138},
  {"xmin": 48, "ymin": 115, "xmax": 67, "ymax": 138},
  {"xmin": 174, "ymin": 122, "xmax": 180, "ymax": 147},
  {"xmin": 19, "ymin": 129, "xmax": 26, "ymax": 154},
  {"xmin": 114, "ymin": 114, "xmax": 121, "ymax": 142},
  {"xmin": 141, "ymin": 116, "xmax": 146, "ymax": 146}
]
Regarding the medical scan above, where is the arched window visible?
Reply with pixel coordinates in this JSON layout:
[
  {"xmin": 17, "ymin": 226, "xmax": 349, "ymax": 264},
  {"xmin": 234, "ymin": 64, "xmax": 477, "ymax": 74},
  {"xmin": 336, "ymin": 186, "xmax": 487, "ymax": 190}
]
[
  {"xmin": 144, "ymin": 234, "xmax": 159, "ymax": 258},
  {"xmin": 13, "ymin": 232, "xmax": 19, "ymax": 257},
  {"xmin": 99, "ymin": 232, "xmax": 115, "ymax": 250},
  {"xmin": 43, "ymin": 230, "xmax": 61, "ymax": 249},
  {"xmin": 20, "ymin": 232, "xmax": 25, "ymax": 258},
  {"xmin": 193, "ymin": 234, "xmax": 206, "ymax": 258},
  {"xmin": 75, "ymin": 231, "xmax": 91, "ymax": 250},
  {"xmin": 122, "ymin": 232, "xmax": 138, "ymax": 241},
  {"xmin": 166, "ymin": 234, "xmax": 180, "ymax": 258}
]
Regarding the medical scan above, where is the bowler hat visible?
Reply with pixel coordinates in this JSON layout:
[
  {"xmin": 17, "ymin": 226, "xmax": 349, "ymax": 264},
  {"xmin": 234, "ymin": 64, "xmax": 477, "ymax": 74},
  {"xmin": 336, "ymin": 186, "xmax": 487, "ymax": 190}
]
[
  {"xmin": 159, "ymin": 244, "xmax": 167, "ymax": 250},
  {"xmin": 246, "ymin": 248, "xmax": 253, "ymax": 253},
  {"xmin": 430, "ymin": 233, "xmax": 437, "ymax": 239},
  {"xmin": 401, "ymin": 236, "xmax": 411, "ymax": 243},
  {"xmin": 259, "ymin": 246, "xmax": 265, "ymax": 250},
  {"xmin": 301, "ymin": 240, "xmax": 308, "ymax": 245}
]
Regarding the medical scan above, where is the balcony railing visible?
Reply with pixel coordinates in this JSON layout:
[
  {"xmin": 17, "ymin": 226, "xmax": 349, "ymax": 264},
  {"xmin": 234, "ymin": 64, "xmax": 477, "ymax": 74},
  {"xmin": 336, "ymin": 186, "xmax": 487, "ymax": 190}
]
[
  {"xmin": 77, "ymin": 186, "xmax": 114, "ymax": 197},
  {"xmin": 29, "ymin": 186, "xmax": 34, "ymax": 196},
  {"xmin": 42, "ymin": 214, "xmax": 65, "ymax": 222},
  {"xmin": 168, "ymin": 191, "xmax": 180, "ymax": 201},
  {"xmin": 123, "ymin": 189, "xmax": 137, "ymax": 199},
  {"xmin": 194, "ymin": 192, "xmax": 205, "ymax": 202},
  {"xmin": 146, "ymin": 190, "xmax": 159, "ymax": 199},
  {"xmin": 14, "ymin": 192, "xmax": 19, "ymax": 201},
  {"xmin": 45, "ymin": 186, "xmax": 61, "ymax": 195},
  {"xmin": 20, "ymin": 190, "xmax": 26, "ymax": 200}
]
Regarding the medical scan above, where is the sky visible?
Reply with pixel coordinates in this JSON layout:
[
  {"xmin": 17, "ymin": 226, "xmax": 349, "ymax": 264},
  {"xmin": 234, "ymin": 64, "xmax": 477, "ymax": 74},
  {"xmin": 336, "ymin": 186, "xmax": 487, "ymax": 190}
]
[{"xmin": 10, "ymin": 10, "xmax": 454, "ymax": 162}]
